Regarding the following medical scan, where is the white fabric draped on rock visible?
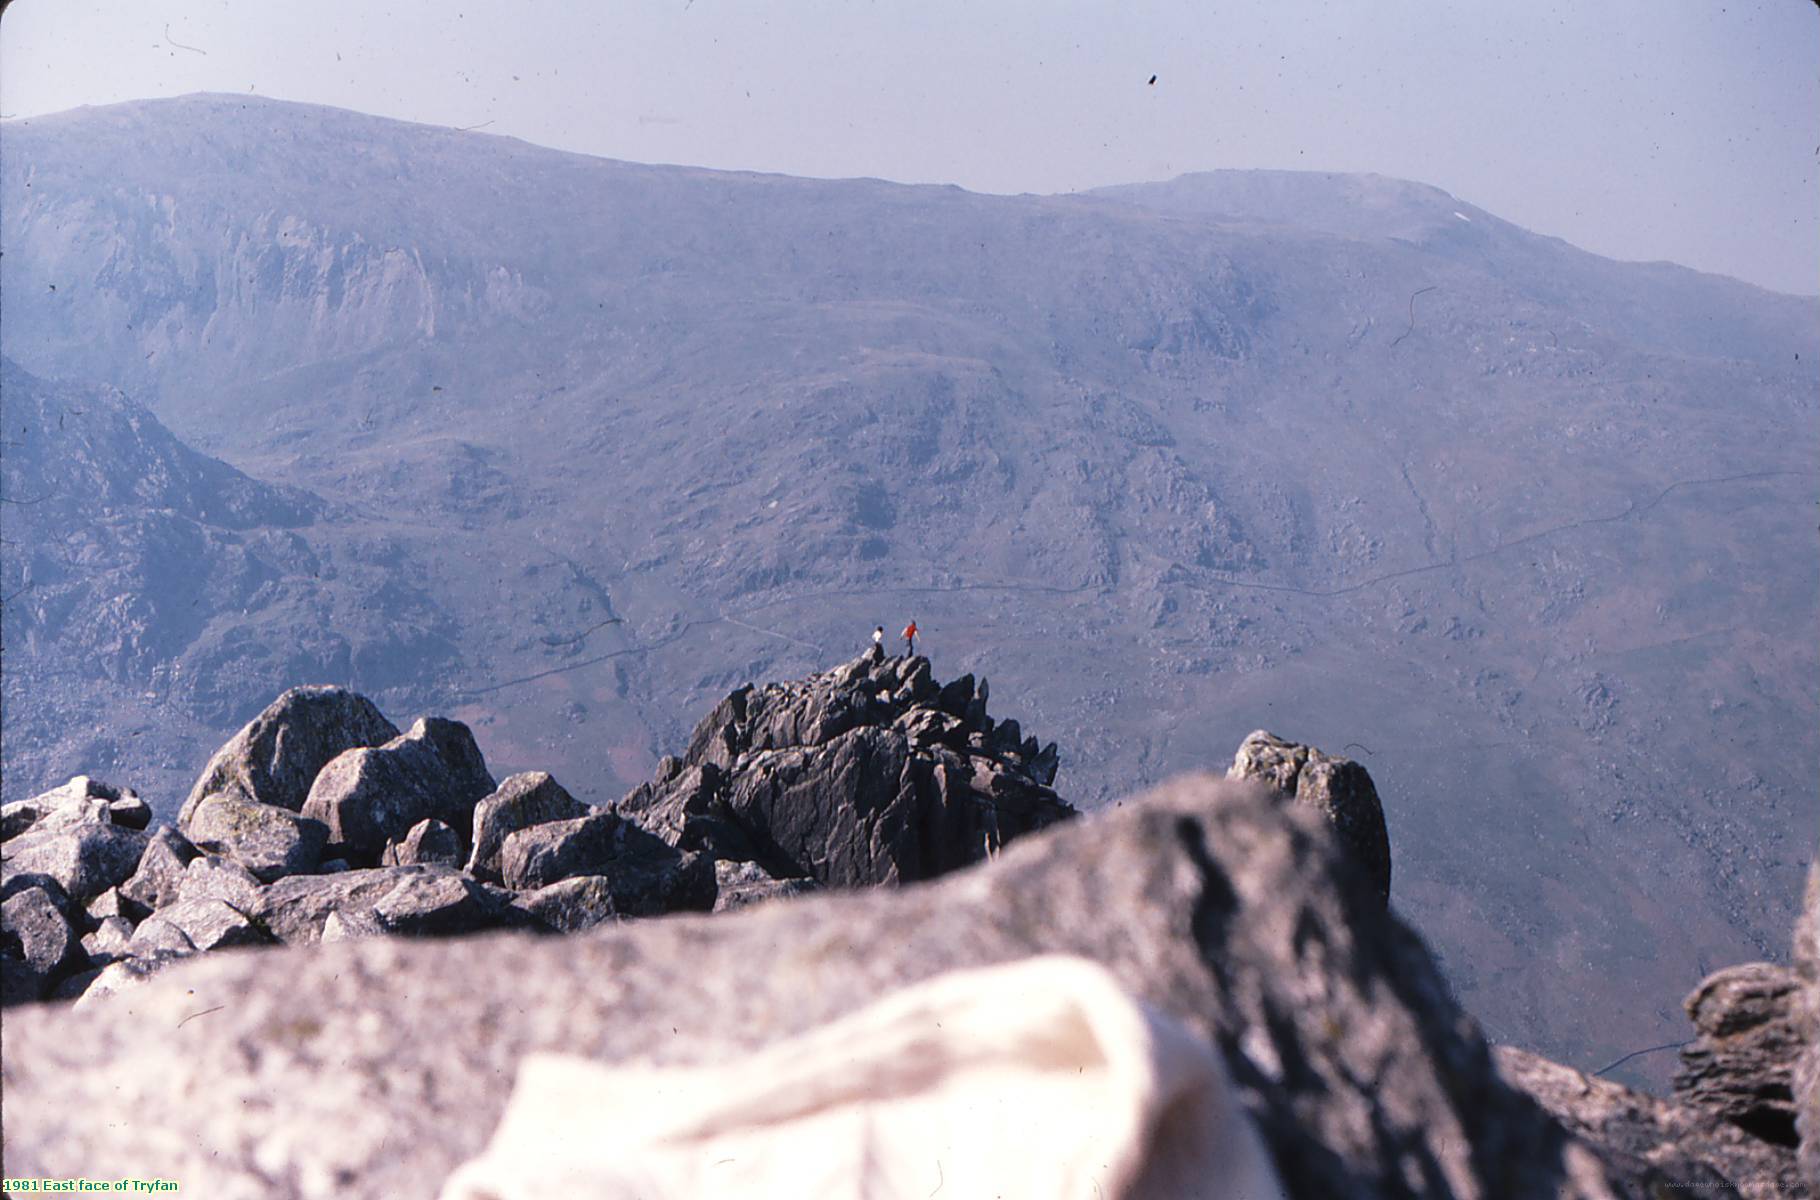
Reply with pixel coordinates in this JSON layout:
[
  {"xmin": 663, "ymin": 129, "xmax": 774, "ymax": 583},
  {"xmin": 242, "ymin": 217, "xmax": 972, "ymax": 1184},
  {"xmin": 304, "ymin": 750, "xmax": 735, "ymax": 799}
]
[{"xmin": 439, "ymin": 954, "xmax": 1286, "ymax": 1200}]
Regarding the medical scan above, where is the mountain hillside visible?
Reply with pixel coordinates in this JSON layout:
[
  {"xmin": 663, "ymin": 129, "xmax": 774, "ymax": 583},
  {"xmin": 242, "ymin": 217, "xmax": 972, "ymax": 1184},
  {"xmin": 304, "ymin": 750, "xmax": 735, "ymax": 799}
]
[{"xmin": 2, "ymin": 94, "xmax": 1816, "ymax": 1087}]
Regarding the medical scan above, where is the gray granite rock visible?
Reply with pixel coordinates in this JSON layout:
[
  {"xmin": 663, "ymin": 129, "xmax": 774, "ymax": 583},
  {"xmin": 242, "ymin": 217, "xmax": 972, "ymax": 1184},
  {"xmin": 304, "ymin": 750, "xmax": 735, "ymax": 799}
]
[
  {"xmin": 1228, "ymin": 730, "xmax": 1392, "ymax": 906},
  {"xmin": 466, "ymin": 773, "xmax": 588, "ymax": 884},
  {"xmin": 711, "ymin": 858, "xmax": 819, "ymax": 912},
  {"xmin": 179, "ymin": 686, "xmax": 401, "ymax": 825},
  {"xmin": 382, "ymin": 819, "xmax": 463, "ymax": 869},
  {"xmin": 176, "ymin": 855, "xmax": 265, "ymax": 917},
  {"xmin": 1, "ymin": 822, "xmax": 150, "ymax": 904},
  {"xmin": 1, "ymin": 885, "xmax": 80, "ymax": 1004},
  {"xmin": 106, "ymin": 791, "xmax": 153, "ymax": 831},
  {"xmin": 301, "ymin": 718, "xmax": 496, "ymax": 865},
  {"xmin": 251, "ymin": 868, "xmax": 421, "ymax": 945},
  {"xmin": 81, "ymin": 915, "xmax": 137, "ymax": 964},
  {"xmin": 2, "ymin": 776, "xmax": 137, "ymax": 841},
  {"xmin": 0, "ymin": 774, "xmax": 1657, "ymax": 1198},
  {"xmin": 126, "ymin": 913, "xmax": 197, "ymax": 958},
  {"xmin": 498, "ymin": 811, "xmax": 715, "ymax": 916},
  {"xmin": 510, "ymin": 875, "xmax": 620, "ymax": 933},
  {"xmin": 84, "ymin": 886, "xmax": 139, "ymax": 925},
  {"xmin": 154, "ymin": 897, "xmax": 269, "ymax": 952},
  {"xmin": 184, "ymin": 793, "xmax": 329, "ymax": 882},
  {"xmin": 118, "ymin": 825, "xmax": 199, "ymax": 914},
  {"xmin": 369, "ymin": 869, "xmax": 516, "ymax": 938}
]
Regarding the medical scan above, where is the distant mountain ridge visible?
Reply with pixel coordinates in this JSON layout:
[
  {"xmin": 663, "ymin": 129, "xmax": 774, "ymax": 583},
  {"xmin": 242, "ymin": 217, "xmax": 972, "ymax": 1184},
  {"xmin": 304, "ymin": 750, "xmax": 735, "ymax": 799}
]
[{"xmin": 2, "ymin": 93, "xmax": 1816, "ymax": 1090}]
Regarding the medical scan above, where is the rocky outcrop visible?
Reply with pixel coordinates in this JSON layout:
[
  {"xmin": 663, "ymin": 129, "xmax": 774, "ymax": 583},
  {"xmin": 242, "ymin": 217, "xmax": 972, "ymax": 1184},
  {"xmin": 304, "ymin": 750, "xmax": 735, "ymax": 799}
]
[
  {"xmin": 1228, "ymin": 730, "xmax": 1392, "ymax": 905},
  {"xmin": 619, "ymin": 653, "xmax": 1075, "ymax": 888},
  {"xmin": 302, "ymin": 718, "xmax": 496, "ymax": 865},
  {"xmin": 1675, "ymin": 963, "xmax": 1803, "ymax": 1147},
  {"xmin": 0, "ymin": 773, "xmax": 1658, "ymax": 1199}
]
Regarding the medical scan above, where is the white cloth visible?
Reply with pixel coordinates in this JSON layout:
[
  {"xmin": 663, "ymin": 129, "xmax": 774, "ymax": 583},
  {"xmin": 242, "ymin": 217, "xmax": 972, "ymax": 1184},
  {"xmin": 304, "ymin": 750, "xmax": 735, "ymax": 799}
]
[{"xmin": 440, "ymin": 955, "xmax": 1286, "ymax": 1200}]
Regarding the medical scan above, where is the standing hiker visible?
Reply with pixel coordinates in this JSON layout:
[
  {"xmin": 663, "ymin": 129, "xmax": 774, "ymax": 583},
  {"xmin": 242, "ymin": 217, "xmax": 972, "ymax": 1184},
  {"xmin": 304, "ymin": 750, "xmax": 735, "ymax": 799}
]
[
  {"xmin": 870, "ymin": 626, "xmax": 886, "ymax": 661},
  {"xmin": 902, "ymin": 620, "xmax": 919, "ymax": 656}
]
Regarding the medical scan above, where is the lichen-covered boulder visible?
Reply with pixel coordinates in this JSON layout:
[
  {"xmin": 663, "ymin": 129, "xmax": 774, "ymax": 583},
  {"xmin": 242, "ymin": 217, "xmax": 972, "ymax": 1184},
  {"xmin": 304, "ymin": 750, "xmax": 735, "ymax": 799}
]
[{"xmin": 183, "ymin": 793, "xmax": 329, "ymax": 882}]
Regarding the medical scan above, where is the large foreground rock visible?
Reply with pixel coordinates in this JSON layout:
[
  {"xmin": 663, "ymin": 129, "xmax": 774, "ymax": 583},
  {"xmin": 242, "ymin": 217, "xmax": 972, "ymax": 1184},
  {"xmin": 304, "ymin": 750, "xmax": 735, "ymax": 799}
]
[
  {"xmin": 179, "ymin": 686, "xmax": 401, "ymax": 825},
  {"xmin": 1228, "ymin": 729, "xmax": 1392, "ymax": 905},
  {"xmin": 3, "ymin": 774, "xmax": 1674, "ymax": 1198},
  {"xmin": 301, "ymin": 718, "xmax": 495, "ymax": 865}
]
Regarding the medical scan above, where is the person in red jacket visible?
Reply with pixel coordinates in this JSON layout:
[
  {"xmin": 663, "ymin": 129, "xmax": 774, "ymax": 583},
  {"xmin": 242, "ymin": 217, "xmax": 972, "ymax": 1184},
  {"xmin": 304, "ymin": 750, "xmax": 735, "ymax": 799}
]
[{"xmin": 901, "ymin": 620, "xmax": 919, "ymax": 656}]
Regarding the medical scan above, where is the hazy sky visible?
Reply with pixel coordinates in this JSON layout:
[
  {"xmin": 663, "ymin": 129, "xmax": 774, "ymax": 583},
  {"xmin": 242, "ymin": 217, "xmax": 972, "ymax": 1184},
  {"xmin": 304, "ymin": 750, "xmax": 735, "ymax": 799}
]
[{"xmin": 3, "ymin": 0, "xmax": 1815, "ymax": 294}]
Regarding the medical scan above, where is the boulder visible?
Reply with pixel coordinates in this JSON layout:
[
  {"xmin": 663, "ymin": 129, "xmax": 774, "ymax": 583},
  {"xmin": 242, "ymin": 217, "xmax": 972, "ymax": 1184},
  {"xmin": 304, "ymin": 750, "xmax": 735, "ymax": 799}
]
[
  {"xmin": 84, "ymin": 887, "xmax": 139, "ymax": 925},
  {"xmin": 81, "ymin": 916, "xmax": 136, "ymax": 965},
  {"xmin": 183, "ymin": 793, "xmax": 329, "ymax": 882},
  {"xmin": 466, "ymin": 773, "xmax": 587, "ymax": 883},
  {"xmin": 512, "ymin": 876, "xmax": 620, "ymax": 933},
  {"xmin": 178, "ymin": 686, "xmax": 401, "ymax": 825},
  {"xmin": 118, "ymin": 826, "xmax": 199, "ymax": 914},
  {"xmin": 369, "ymin": 870, "xmax": 516, "ymax": 938},
  {"xmin": 152, "ymin": 897, "xmax": 268, "ymax": 953},
  {"xmin": 1674, "ymin": 963, "xmax": 1803, "ymax": 1147},
  {"xmin": 383, "ymin": 818, "xmax": 464, "ymax": 869},
  {"xmin": 106, "ymin": 791, "xmax": 153, "ymax": 831},
  {"xmin": 0, "ymin": 773, "xmax": 1664, "ymax": 1197},
  {"xmin": 1228, "ymin": 730, "xmax": 1392, "ymax": 906},
  {"xmin": 176, "ymin": 855, "xmax": 265, "ymax": 917},
  {"xmin": 1, "ymin": 822, "xmax": 149, "ymax": 904},
  {"xmin": 301, "ymin": 718, "xmax": 496, "ymax": 865},
  {"xmin": 0, "ymin": 775, "xmax": 120, "ymax": 841},
  {"xmin": 711, "ymin": 859, "xmax": 819, "ymax": 913},
  {"xmin": 498, "ymin": 811, "xmax": 714, "ymax": 916},
  {"xmin": 1500, "ymin": 1045, "xmax": 1798, "ymax": 1198},
  {"xmin": 252, "ymin": 869, "xmax": 419, "ymax": 945},
  {"xmin": 126, "ymin": 914, "xmax": 197, "ymax": 958},
  {"xmin": 1, "ymin": 885, "xmax": 80, "ymax": 1004}
]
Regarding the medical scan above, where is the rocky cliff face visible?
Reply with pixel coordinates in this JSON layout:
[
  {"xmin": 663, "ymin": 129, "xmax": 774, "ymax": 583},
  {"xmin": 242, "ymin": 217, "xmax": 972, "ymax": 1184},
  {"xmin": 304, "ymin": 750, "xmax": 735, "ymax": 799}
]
[{"xmin": 620, "ymin": 649, "xmax": 1072, "ymax": 887}]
